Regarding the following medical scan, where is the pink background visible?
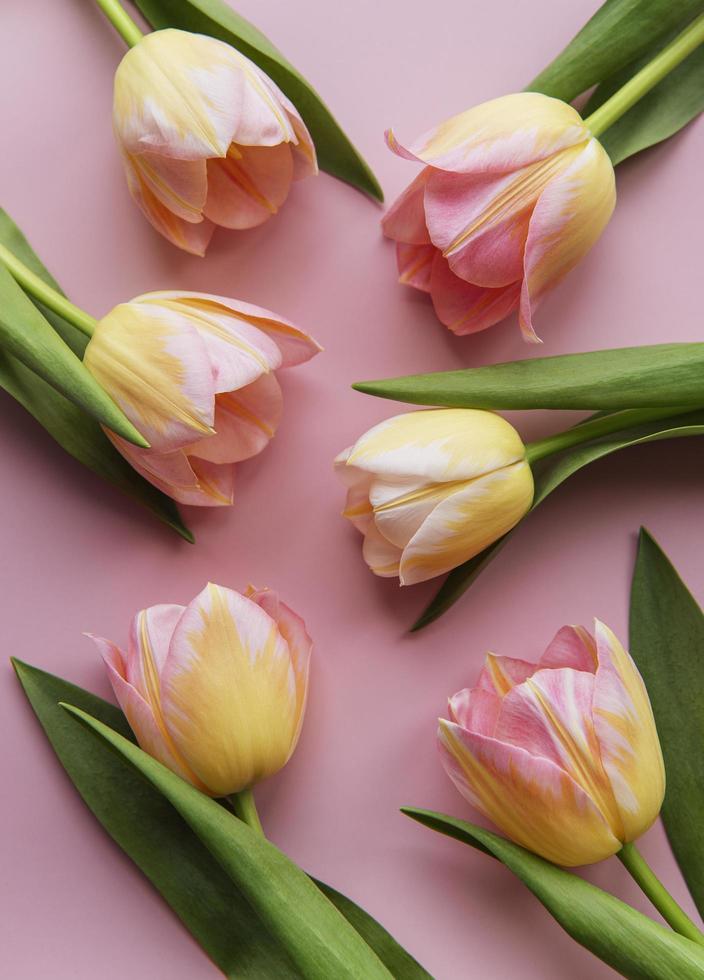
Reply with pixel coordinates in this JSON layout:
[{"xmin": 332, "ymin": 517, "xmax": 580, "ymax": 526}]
[{"xmin": 1, "ymin": 1, "xmax": 703, "ymax": 977}]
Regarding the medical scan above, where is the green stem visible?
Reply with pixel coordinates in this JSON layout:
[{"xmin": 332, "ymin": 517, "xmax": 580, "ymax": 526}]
[
  {"xmin": 92, "ymin": 0, "xmax": 144, "ymax": 48},
  {"xmin": 584, "ymin": 13, "xmax": 704, "ymax": 137},
  {"xmin": 0, "ymin": 243, "xmax": 97, "ymax": 338},
  {"xmin": 228, "ymin": 788, "xmax": 264, "ymax": 835},
  {"xmin": 525, "ymin": 405, "xmax": 692, "ymax": 465},
  {"xmin": 618, "ymin": 842, "xmax": 704, "ymax": 946}
]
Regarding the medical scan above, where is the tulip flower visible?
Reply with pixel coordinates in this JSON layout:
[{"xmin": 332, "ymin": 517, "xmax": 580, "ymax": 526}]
[
  {"xmin": 83, "ymin": 291, "xmax": 321, "ymax": 506},
  {"xmin": 335, "ymin": 408, "xmax": 534, "ymax": 585},
  {"xmin": 89, "ymin": 583, "xmax": 312, "ymax": 797},
  {"xmin": 438, "ymin": 621, "xmax": 665, "ymax": 866},
  {"xmin": 382, "ymin": 92, "xmax": 616, "ymax": 341},
  {"xmin": 113, "ymin": 29, "xmax": 318, "ymax": 254}
]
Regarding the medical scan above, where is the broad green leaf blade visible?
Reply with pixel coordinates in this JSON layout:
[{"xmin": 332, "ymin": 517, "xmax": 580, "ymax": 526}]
[
  {"xmin": 0, "ymin": 212, "xmax": 192, "ymax": 541},
  {"xmin": 527, "ymin": 0, "xmax": 704, "ymax": 102},
  {"xmin": 353, "ymin": 344, "xmax": 704, "ymax": 411},
  {"xmin": 414, "ymin": 412, "xmax": 704, "ymax": 629},
  {"xmin": 61, "ymin": 703, "xmax": 394, "ymax": 980},
  {"xmin": 14, "ymin": 660, "xmax": 429, "ymax": 979},
  {"xmin": 403, "ymin": 808, "xmax": 704, "ymax": 980},
  {"xmin": 630, "ymin": 530, "xmax": 704, "ymax": 920},
  {"xmin": 134, "ymin": 0, "xmax": 383, "ymax": 201},
  {"xmin": 586, "ymin": 31, "xmax": 704, "ymax": 164},
  {"xmin": 0, "ymin": 261, "xmax": 146, "ymax": 446}
]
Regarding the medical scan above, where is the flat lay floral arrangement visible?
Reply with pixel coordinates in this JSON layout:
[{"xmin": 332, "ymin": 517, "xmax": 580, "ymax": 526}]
[{"xmin": 3, "ymin": 0, "xmax": 704, "ymax": 977}]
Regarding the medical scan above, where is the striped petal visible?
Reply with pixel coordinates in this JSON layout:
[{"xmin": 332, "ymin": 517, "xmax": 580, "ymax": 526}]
[
  {"xmin": 396, "ymin": 243, "xmax": 436, "ymax": 292},
  {"xmin": 125, "ymin": 604, "xmax": 185, "ymax": 698},
  {"xmin": 519, "ymin": 138, "xmax": 616, "ymax": 342},
  {"xmin": 495, "ymin": 667, "xmax": 623, "ymax": 836},
  {"xmin": 438, "ymin": 720, "xmax": 621, "ymax": 866},
  {"xmin": 386, "ymin": 93, "xmax": 587, "ymax": 175},
  {"xmin": 540, "ymin": 625, "xmax": 597, "ymax": 672},
  {"xmin": 345, "ymin": 409, "xmax": 528, "ymax": 482},
  {"xmin": 123, "ymin": 150, "xmax": 207, "ymax": 223},
  {"xmin": 114, "ymin": 30, "xmax": 293, "ymax": 161},
  {"xmin": 476, "ymin": 653, "xmax": 539, "ymax": 696},
  {"xmin": 398, "ymin": 461, "xmax": 534, "ymax": 585},
  {"xmin": 86, "ymin": 302, "xmax": 216, "ymax": 453},
  {"xmin": 381, "ymin": 169, "xmax": 431, "ymax": 244},
  {"xmin": 370, "ymin": 475, "xmax": 466, "ymax": 550},
  {"xmin": 448, "ymin": 687, "xmax": 501, "ymax": 736},
  {"xmin": 429, "ymin": 251, "xmax": 521, "ymax": 335},
  {"xmin": 191, "ymin": 373, "xmax": 282, "ymax": 463},
  {"xmin": 592, "ymin": 621, "xmax": 666, "ymax": 841},
  {"xmin": 160, "ymin": 584, "xmax": 299, "ymax": 796},
  {"xmin": 204, "ymin": 142, "xmax": 294, "ymax": 230}
]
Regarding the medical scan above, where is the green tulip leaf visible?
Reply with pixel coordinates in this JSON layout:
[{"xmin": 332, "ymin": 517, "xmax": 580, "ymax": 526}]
[
  {"xmin": 353, "ymin": 343, "xmax": 704, "ymax": 411},
  {"xmin": 629, "ymin": 529, "xmax": 704, "ymax": 920},
  {"xmin": 402, "ymin": 808, "xmax": 704, "ymax": 980},
  {"xmin": 413, "ymin": 411, "xmax": 704, "ymax": 630},
  {"xmin": 0, "ymin": 212, "xmax": 192, "ymax": 541},
  {"xmin": 528, "ymin": 0, "xmax": 704, "ymax": 103},
  {"xmin": 13, "ymin": 659, "xmax": 428, "ymax": 978},
  {"xmin": 133, "ymin": 0, "xmax": 382, "ymax": 201}
]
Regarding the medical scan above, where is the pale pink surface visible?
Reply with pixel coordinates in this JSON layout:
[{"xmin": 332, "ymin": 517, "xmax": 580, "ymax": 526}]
[{"xmin": 0, "ymin": 2, "xmax": 703, "ymax": 978}]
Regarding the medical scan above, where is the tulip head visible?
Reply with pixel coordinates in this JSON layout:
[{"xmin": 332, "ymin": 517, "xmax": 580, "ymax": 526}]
[
  {"xmin": 90, "ymin": 583, "xmax": 312, "ymax": 797},
  {"xmin": 382, "ymin": 92, "xmax": 616, "ymax": 341},
  {"xmin": 335, "ymin": 409, "xmax": 534, "ymax": 585},
  {"xmin": 83, "ymin": 291, "xmax": 321, "ymax": 506},
  {"xmin": 113, "ymin": 29, "xmax": 317, "ymax": 254},
  {"xmin": 438, "ymin": 621, "xmax": 665, "ymax": 866}
]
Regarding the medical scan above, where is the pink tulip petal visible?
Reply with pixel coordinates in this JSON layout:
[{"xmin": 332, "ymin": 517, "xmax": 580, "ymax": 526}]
[
  {"xmin": 247, "ymin": 586, "xmax": 312, "ymax": 738},
  {"xmin": 519, "ymin": 139, "xmax": 616, "ymax": 341},
  {"xmin": 477, "ymin": 653, "xmax": 539, "ymax": 696},
  {"xmin": 430, "ymin": 252, "xmax": 521, "ymax": 335},
  {"xmin": 125, "ymin": 150, "xmax": 207, "ymax": 223},
  {"xmin": 186, "ymin": 457, "xmax": 235, "ymax": 507},
  {"xmin": 494, "ymin": 666, "xmax": 623, "ymax": 834},
  {"xmin": 104, "ymin": 431, "xmax": 207, "ymax": 503},
  {"xmin": 340, "ymin": 470, "xmax": 374, "ymax": 533},
  {"xmin": 592, "ymin": 621, "xmax": 665, "ymax": 841},
  {"xmin": 396, "ymin": 243, "xmax": 436, "ymax": 292},
  {"xmin": 86, "ymin": 302, "xmax": 216, "ymax": 453},
  {"xmin": 362, "ymin": 522, "xmax": 402, "ymax": 578},
  {"xmin": 539, "ymin": 625, "xmax": 597, "ymax": 672},
  {"xmin": 381, "ymin": 169, "xmax": 431, "ymax": 244},
  {"xmin": 204, "ymin": 142, "xmax": 294, "ymax": 230},
  {"xmin": 192, "ymin": 373, "xmax": 282, "ymax": 464},
  {"xmin": 143, "ymin": 292, "xmax": 321, "ymax": 369},
  {"xmin": 425, "ymin": 168, "xmax": 532, "ymax": 287},
  {"xmin": 285, "ymin": 110, "xmax": 318, "ymax": 180},
  {"xmin": 449, "ymin": 687, "xmax": 501, "ymax": 736},
  {"xmin": 87, "ymin": 633, "xmax": 202, "ymax": 787},
  {"xmin": 121, "ymin": 151, "xmax": 215, "ymax": 255},
  {"xmin": 399, "ymin": 462, "xmax": 533, "ymax": 585},
  {"xmin": 386, "ymin": 93, "xmax": 587, "ymax": 175},
  {"xmin": 160, "ymin": 583, "xmax": 298, "ymax": 795},
  {"xmin": 438, "ymin": 720, "xmax": 621, "ymax": 866},
  {"xmin": 125, "ymin": 604, "xmax": 185, "ymax": 697}
]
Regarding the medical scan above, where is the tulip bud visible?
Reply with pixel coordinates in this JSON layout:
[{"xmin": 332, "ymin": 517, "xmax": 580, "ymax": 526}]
[
  {"xmin": 89, "ymin": 583, "xmax": 312, "ymax": 797},
  {"xmin": 113, "ymin": 29, "xmax": 318, "ymax": 254},
  {"xmin": 335, "ymin": 409, "xmax": 534, "ymax": 585},
  {"xmin": 83, "ymin": 291, "xmax": 321, "ymax": 506},
  {"xmin": 438, "ymin": 621, "xmax": 665, "ymax": 866},
  {"xmin": 382, "ymin": 92, "xmax": 616, "ymax": 341}
]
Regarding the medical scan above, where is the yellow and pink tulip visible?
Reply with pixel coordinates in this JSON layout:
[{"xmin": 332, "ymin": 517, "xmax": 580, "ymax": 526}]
[
  {"xmin": 335, "ymin": 408, "xmax": 534, "ymax": 585},
  {"xmin": 89, "ymin": 583, "xmax": 312, "ymax": 797},
  {"xmin": 113, "ymin": 29, "xmax": 318, "ymax": 254},
  {"xmin": 84, "ymin": 291, "xmax": 321, "ymax": 506},
  {"xmin": 382, "ymin": 92, "xmax": 616, "ymax": 341},
  {"xmin": 438, "ymin": 621, "xmax": 665, "ymax": 866}
]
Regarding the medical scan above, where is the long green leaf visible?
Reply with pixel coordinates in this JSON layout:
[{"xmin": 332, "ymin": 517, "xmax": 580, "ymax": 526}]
[
  {"xmin": 0, "ymin": 259, "xmax": 146, "ymax": 445},
  {"xmin": 413, "ymin": 412, "xmax": 704, "ymax": 629},
  {"xmin": 61, "ymin": 703, "xmax": 393, "ymax": 980},
  {"xmin": 629, "ymin": 530, "xmax": 704, "ymax": 920},
  {"xmin": 354, "ymin": 344, "xmax": 704, "ymax": 411},
  {"xmin": 13, "ymin": 659, "xmax": 428, "ymax": 978},
  {"xmin": 134, "ymin": 0, "xmax": 382, "ymax": 201},
  {"xmin": 0, "ymin": 212, "xmax": 192, "ymax": 541},
  {"xmin": 403, "ymin": 808, "xmax": 704, "ymax": 980},
  {"xmin": 585, "ymin": 35, "xmax": 704, "ymax": 164},
  {"xmin": 528, "ymin": 0, "xmax": 704, "ymax": 102}
]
